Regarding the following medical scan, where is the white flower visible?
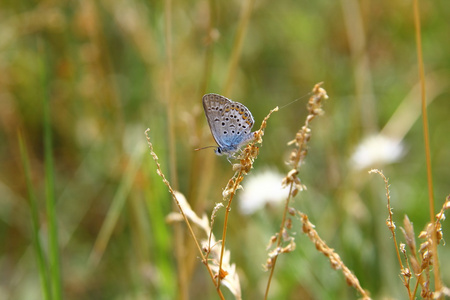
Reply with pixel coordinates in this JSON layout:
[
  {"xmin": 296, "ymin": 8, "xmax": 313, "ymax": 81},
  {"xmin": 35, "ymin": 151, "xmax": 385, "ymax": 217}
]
[
  {"xmin": 351, "ymin": 135, "xmax": 404, "ymax": 170},
  {"xmin": 239, "ymin": 169, "xmax": 289, "ymax": 215}
]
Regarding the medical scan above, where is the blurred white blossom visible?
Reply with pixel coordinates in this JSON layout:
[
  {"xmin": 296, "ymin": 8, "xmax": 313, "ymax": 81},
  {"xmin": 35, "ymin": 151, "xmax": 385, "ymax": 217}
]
[
  {"xmin": 351, "ymin": 135, "xmax": 404, "ymax": 170},
  {"xmin": 239, "ymin": 169, "xmax": 288, "ymax": 215}
]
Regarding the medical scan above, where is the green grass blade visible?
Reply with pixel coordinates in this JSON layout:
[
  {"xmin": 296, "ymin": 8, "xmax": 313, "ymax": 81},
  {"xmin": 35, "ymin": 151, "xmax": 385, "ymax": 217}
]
[
  {"xmin": 40, "ymin": 43, "xmax": 63, "ymax": 300},
  {"xmin": 18, "ymin": 131, "xmax": 53, "ymax": 300},
  {"xmin": 89, "ymin": 143, "xmax": 144, "ymax": 266},
  {"xmin": 143, "ymin": 155, "xmax": 175, "ymax": 299}
]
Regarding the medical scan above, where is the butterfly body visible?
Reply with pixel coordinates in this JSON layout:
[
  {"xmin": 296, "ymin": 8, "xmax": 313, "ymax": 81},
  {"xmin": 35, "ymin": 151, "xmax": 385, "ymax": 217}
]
[{"xmin": 202, "ymin": 93, "xmax": 256, "ymax": 158}]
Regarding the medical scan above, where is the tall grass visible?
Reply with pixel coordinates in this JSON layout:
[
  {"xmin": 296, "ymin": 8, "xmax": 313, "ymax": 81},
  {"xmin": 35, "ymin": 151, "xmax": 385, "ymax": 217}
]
[{"xmin": 2, "ymin": 0, "xmax": 450, "ymax": 299}]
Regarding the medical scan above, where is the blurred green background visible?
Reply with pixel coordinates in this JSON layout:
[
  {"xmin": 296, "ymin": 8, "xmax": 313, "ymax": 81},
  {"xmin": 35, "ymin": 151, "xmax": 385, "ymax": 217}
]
[{"xmin": 1, "ymin": 0, "xmax": 449, "ymax": 299}]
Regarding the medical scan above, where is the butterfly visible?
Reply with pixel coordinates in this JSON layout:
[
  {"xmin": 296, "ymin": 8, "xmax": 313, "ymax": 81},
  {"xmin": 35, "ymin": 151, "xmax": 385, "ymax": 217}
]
[{"xmin": 202, "ymin": 93, "xmax": 256, "ymax": 159}]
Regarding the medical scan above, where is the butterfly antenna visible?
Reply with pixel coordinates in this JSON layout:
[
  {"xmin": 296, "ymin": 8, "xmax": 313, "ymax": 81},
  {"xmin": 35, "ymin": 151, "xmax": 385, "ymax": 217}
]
[
  {"xmin": 278, "ymin": 92, "xmax": 313, "ymax": 110},
  {"xmin": 194, "ymin": 145, "xmax": 217, "ymax": 152}
]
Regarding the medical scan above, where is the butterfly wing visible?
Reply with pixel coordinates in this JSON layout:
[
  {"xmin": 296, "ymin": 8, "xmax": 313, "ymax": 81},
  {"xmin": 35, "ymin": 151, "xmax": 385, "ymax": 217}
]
[
  {"xmin": 202, "ymin": 93, "xmax": 255, "ymax": 154},
  {"xmin": 202, "ymin": 93, "xmax": 231, "ymax": 149}
]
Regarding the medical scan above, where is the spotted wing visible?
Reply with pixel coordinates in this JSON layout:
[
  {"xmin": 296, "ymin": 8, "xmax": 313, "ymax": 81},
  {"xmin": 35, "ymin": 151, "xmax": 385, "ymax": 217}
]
[{"xmin": 202, "ymin": 93, "xmax": 255, "ymax": 152}]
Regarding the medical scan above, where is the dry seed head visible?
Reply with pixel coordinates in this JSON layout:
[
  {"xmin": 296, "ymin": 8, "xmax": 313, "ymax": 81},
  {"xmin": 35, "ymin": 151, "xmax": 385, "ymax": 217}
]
[
  {"xmin": 420, "ymin": 281, "xmax": 433, "ymax": 299},
  {"xmin": 222, "ymin": 178, "xmax": 236, "ymax": 199},
  {"xmin": 212, "ymin": 202, "xmax": 224, "ymax": 215},
  {"xmin": 234, "ymin": 144, "xmax": 259, "ymax": 173},
  {"xmin": 271, "ymin": 234, "xmax": 278, "ymax": 242},
  {"xmin": 419, "ymin": 240, "xmax": 430, "ymax": 253},
  {"xmin": 330, "ymin": 255, "xmax": 341, "ymax": 270},
  {"xmin": 295, "ymin": 181, "xmax": 306, "ymax": 193},
  {"xmin": 344, "ymin": 273, "xmax": 360, "ymax": 288},
  {"xmin": 226, "ymin": 178, "xmax": 234, "ymax": 190},
  {"xmin": 425, "ymin": 223, "xmax": 434, "ymax": 235},
  {"xmin": 222, "ymin": 188, "xmax": 232, "ymax": 199},
  {"xmin": 281, "ymin": 170, "xmax": 299, "ymax": 188},
  {"xmin": 268, "ymin": 247, "xmax": 281, "ymax": 259},
  {"xmin": 444, "ymin": 199, "xmax": 450, "ymax": 210},
  {"xmin": 420, "ymin": 251, "xmax": 432, "ymax": 270},
  {"xmin": 240, "ymin": 160, "xmax": 253, "ymax": 174},
  {"xmin": 218, "ymin": 268, "xmax": 229, "ymax": 280},
  {"xmin": 250, "ymin": 145, "xmax": 259, "ymax": 157},
  {"xmin": 282, "ymin": 227, "xmax": 290, "ymax": 241},
  {"xmin": 421, "ymin": 241, "xmax": 431, "ymax": 254},
  {"xmin": 434, "ymin": 287, "xmax": 450, "ymax": 298},
  {"xmin": 166, "ymin": 212, "xmax": 184, "ymax": 223},
  {"xmin": 303, "ymin": 131, "xmax": 311, "ymax": 143},
  {"xmin": 259, "ymin": 119, "xmax": 267, "ymax": 131},
  {"xmin": 436, "ymin": 229, "xmax": 443, "ymax": 242},
  {"xmin": 401, "ymin": 215, "xmax": 417, "ymax": 253},
  {"xmin": 281, "ymin": 239, "xmax": 296, "ymax": 253},
  {"xmin": 300, "ymin": 149, "xmax": 308, "ymax": 158},
  {"xmin": 420, "ymin": 289, "xmax": 429, "ymax": 298},
  {"xmin": 288, "ymin": 207, "xmax": 296, "ymax": 216},
  {"xmin": 410, "ymin": 255, "xmax": 421, "ymax": 275},
  {"xmin": 281, "ymin": 177, "xmax": 287, "ymax": 188},
  {"xmin": 287, "ymin": 169, "xmax": 299, "ymax": 180},
  {"xmin": 419, "ymin": 230, "xmax": 427, "ymax": 239},
  {"xmin": 264, "ymin": 257, "xmax": 274, "ymax": 270},
  {"xmin": 386, "ymin": 218, "xmax": 396, "ymax": 230},
  {"xmin": 286, "ymin": 218, "xmax": 292, "ymax": 229},
  {"xmin": 232, "ymin": 163, "xmax": 243, "ymax": 172},
  {"xmin": 345, "ymin": 276, "xmax": 353, "ymax": 287},
  {"xmin": 266, "ymin": 234, "xmax": 278, "ymax": 250},
  {"xmin": 401, "ymin": 268, "xmax": 411, "ymax": 278},
  {"xmin": 436, "ymin": 211, "xmax": 447, "ymax": 221},
  {"xmin": 289, "ymin": 151, "xmax": 298, "ymax": 161}
]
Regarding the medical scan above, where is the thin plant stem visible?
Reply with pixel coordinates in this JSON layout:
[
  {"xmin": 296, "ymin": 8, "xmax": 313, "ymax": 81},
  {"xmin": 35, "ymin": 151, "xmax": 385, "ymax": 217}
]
[
  {"xmin": 200, "ymin": 0, "xmax": 216, "ymax": 95},
  {"xmin": 412, "ymin": 276, "xmax": 421, "ymax": 299},
  {"xmin": 217, "ymin": 172, "xmax": 242, "ymax": 288},
  {"xmin": 18, "ymin": 132, "xmax": 52, "ymax": 300},
  {"xmin": 340, "ymin": 0, "xmax": 376, "ymax": 134},
  {"xmin": 298, "ymin": 212, "xmax": 371, "ymax": 299},
  {"xmin": 223, "ymin": 0, "xmax": 255, "ymax": 95},
  {"xmin": 145, "ymin": 129, "xmax": 225, "ymax": 300},
  {"xmin": 40, "ymin": 42, "xmax": 62, "ymax": 300},
  {"xmin": 264, "ymin": 83, "xmax": 328, "ymax": 299},
  {"xmin": 164, "ymin": 0, "xmax": 177, "ymax": 189},
  {"xmin": 216, "ymin": 106, "xmax": 278, "ymax": 290},
  {"xmin": 189, "ymin": 0, "xmax": 217, "ymax": 219},
  {"xmin": 163, "ymin": 0, "xmax": 187, "ymax": 298},
  {"xmin": 369, "ymin": 169, "xmax": 412, "ymax": 299},
  {"xmin": 412, "ymin": 0, "xmax": 442, "ymax": 294},
  {"xmin": 264, "ymin": 183, "xmax": 294, "ymax": 300}
]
